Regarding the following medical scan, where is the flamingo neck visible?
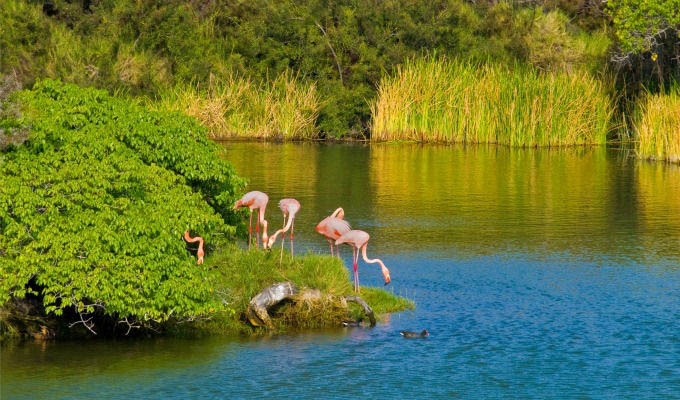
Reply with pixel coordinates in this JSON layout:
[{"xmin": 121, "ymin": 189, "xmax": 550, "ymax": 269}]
[
  {"xmin": 361, "ymin": 244, "xmax": 391, "ymax": 283},
  {"xmin": 331, "ymin": 207, "xmax": 344, "ymax": 219}
]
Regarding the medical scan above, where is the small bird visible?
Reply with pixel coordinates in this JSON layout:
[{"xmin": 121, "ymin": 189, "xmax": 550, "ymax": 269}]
[
  {"xmin": 233, "ymin": 191, "xmax": 269, "ymax": 249},
  {"xmin": 184, "ymin": 230, "xmax": 205, "ymax": 265},
  {"xmin": 335, "ymin": 229, "xmax": 391, "ymax": 293},
  {"xmin": 400, "ymin": 330, "xmax": 429, "ymax": 338},
  {"xmin": 315, "ymin": 207, "xmax": 351, "ymax": 258},
  {"xmin": 342, "ymin": 318, "xmax": 364, "ymax": 327},
  {"xmin": 266, "ymin": 198, "xmax": 300, "ymax": 259}
]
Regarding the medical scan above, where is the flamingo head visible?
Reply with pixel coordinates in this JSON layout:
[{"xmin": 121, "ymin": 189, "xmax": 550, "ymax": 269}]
[
  {"xmin": 266, "ymin": 234, "xmax": 277, "ymax": 250},
  {"xmin": 261, "ymin": 220, "xmax": 269, "ymax": 247},
  {"xmin": 382, "ymin": 265, "xmax": 391, "ymax": 286},
  {"xmin": 233, "ymin": 199, "xmax": 242, "ymax": 210}
]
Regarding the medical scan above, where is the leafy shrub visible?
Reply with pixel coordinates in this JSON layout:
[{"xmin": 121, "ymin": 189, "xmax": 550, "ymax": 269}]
[{"xmin": 0, "ymin": 80, "xmax": 245, "ymax": 333}]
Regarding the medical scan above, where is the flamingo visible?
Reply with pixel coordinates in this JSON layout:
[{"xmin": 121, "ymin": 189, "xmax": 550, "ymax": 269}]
[
  {"xmin": 315, "ymin": 208, "xmax": 351, "ymax": 258},
  {"xmin": 184, "ymin": 231, "xmax": 205, "ymax": 265},
  {"xmin": 233, "ymin": 191, "xmax": 269, "ymax": 249},
  {"xmin": 335, "ymin": 230, "xmax": 391, "ymax": 293},
  {"xmin": 266, "ymin": 198, "xmax": 301, "ymax": 259}
]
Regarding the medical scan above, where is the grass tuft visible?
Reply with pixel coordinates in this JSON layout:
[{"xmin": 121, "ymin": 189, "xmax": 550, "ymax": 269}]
[
  {"xmin": 149, "ymin": 72, "xmax": 321, "ymax": 140},
  {"xmin": 635, "ymin": 86, "xmax": 680, "ymax": 163},
  {"xmin": 371, "ymin": 57, "xmax": 613, "ymax": 146}
]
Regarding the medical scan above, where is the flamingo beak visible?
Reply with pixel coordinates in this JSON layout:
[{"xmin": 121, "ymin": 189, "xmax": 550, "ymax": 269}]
[
  {"xmin": 197, "ymin": 256, "xmax": 204, "ymax": 265},
  {"xmin": 383, "ymin": 268, "xmax": 391, "ymax": 286}
]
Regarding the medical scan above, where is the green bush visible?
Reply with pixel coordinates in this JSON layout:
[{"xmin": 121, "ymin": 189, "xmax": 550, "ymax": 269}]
[{"xmin": 0, "ymin": 80, "xmax": 245, "ymax": 332}]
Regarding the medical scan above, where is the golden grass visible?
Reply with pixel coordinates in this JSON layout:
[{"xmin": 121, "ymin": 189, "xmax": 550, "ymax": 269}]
[
  {"xmin": 150, "ymin": 71, "xmax": 321, "ymax": 140},
  {"xmin": 635, "ymin": 87, "xmax": 680, "ymax": 163},
  {"xmin": 371, "ymin": 57, "xmax": 613, "ymax": 146}
]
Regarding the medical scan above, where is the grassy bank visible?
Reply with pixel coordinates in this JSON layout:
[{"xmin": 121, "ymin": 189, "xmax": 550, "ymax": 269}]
[
  {"xmin": 148, "ymin": 73, "xmax": 320, "ymax": 140},
  {"xmin": 371, "ymin": 57, "xmax": 613, "ymax": 146},
  {"xmin": 181, "ymin": 247, "xmax": 413, "ymax": 336},
  {"xmin": 635, "ymin": 86, "xmax": 680, "ymax": 163}
]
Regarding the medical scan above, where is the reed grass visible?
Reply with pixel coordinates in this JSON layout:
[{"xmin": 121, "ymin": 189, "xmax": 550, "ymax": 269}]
[
  {"xmin": 149, "ymin": 72, "xmax": 321, "ymax": 140},
  {"xmin": 635, "ymin": 86, "xmax": 680, "ymax": 163},
  {"xmin": 371, "ymin": 57, "xmax": 613, "ymax": 146}
]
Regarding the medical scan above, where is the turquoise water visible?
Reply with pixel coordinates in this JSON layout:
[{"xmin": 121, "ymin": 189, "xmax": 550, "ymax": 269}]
[{"xmin": 2, "ymin": 143, "xmax": 679, "ymax": 398}]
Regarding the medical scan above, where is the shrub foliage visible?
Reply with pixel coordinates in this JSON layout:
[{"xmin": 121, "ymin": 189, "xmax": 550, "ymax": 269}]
[{"xmin": 0, "ymin": 80, "xmax": 245, "ymax": 331}]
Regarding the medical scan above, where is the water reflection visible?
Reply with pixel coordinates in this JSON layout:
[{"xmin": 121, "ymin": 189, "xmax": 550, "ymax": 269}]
[{"xmin": 223, "ymin": 142, "xmax": 680, "ymax": 264}]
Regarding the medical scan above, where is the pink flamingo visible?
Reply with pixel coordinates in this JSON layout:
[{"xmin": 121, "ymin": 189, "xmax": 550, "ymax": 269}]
[
  {"xmin": 184, "ymin": 231, "xmax": 205, "ymax": 265},
  {"xmin": 315, "ymin": 208, "xmax": 351, "ymax": 258},
  {"xmin": 266, "ymin": 198, "xmax": 300, "ymax": 259},
  {"xmin": 335, "ymin": 230, "xmax": 391, "ymax": 293},
  {"xmin": 233, "ymin": 191, "xmax": 269, "ymax": 249}
]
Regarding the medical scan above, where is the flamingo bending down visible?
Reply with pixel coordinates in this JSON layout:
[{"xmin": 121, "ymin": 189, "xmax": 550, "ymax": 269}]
[
  {"xmin": 335, "ymin": 230, "xmax": 391, "ymax": 293},
  {"xmin": 315, "ymin": 208, "xmax": 351, "ymax": 258},
  {"xmin": 233, "ymin": 191, "xmax": 269, "ymax": 249},
  {"xmin": 184, "ymin": 231, "xmax": 205, "ymax": 265},
  {"xmin": 266, "ymin": 198, "xmax": 301, "ymax": 259}
]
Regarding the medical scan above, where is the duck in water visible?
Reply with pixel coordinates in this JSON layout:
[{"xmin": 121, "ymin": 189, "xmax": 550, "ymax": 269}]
[{"xmin": 400, "ymin": 330, "xmax": 429, "ymax": 338}]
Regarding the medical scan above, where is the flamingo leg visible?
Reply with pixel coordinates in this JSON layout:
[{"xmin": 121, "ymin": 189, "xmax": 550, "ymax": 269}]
[
  {"xmin": 352, "ymin": 246, "xmax": 359, "ymax": 293},
  {"xmin": 290, "ymin": 220, "xmax": 294, "ymax": 257},
  {"xmin": 328, "ymin": 239, "xmax": 334, "ymax": 257},
  {"xmin": 248, "ymin": 209, "xmax": 253, "ymax": 250},
  {"xmin": 280, "ymin": 214, "xmax": 286, "ymax": 263},
  {"xmin": 255, "ymin": 208, "xmax": 260, "ymax": 248}
]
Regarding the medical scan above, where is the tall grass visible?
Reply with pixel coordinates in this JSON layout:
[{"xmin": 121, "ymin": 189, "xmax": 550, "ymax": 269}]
[
  {"xmin": 149, "ymin": 72, "xmax": 321, "ymax": 140},
  {"xmin": 635, "ymin": 86, "xmax": 680, "ymax": 163},
  {"xmin": 371, "ymin": 57, "xmax": 613, "ymax": 146}
]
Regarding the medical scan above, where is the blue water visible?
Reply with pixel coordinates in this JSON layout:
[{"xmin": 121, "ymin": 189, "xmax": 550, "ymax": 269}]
[{"xmin": 2, "ymin": 143, "xmax": 679, "ymax": 398}]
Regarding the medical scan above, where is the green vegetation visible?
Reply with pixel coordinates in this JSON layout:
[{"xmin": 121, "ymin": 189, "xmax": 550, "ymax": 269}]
[
  {"xmin": 372, "ymin": 57, "xmax": 612, "ymax": 146},
  {"xmin": 149, "ymin": 73, "xmax": 320, "ymax": 140},
  {"xmin": 635, "ymin": 86, "xmax": 680, "ymax": 162},
  {"xmin": 183, "ymin": 247, "xmax": 413, "ymax": 336},
  {"xmin": 0, "ymin": 79, "xmax": 245, "ymax": 335},
  {"xmin": 0, "ymin": 80, "xmax": 411, "ymax": 339},
  {"xmin": 1, "ymin": 0, "xmax": 616, "ymax": 138}
]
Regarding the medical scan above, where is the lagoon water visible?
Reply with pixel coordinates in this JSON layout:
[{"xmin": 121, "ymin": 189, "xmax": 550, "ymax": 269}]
[{"xmin": 3, "ymin": 143, "xmax": 680, "ymax": 398}]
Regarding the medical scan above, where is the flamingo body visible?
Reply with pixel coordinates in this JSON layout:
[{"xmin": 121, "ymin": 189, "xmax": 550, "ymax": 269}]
[
  {"xmin": 335, "ymin": 230, "xmax": 391, "ymax": 292},
  {"xmin": 233, "ymin": 191, "xmax": 269, "ymax": 249},
  {"xmin": 316, "ymin": 208, "xmax": 350, "ymax": 257},
  {"xmin": 267, "ymin": 198, "xmax": 300, "ymax": 257}
]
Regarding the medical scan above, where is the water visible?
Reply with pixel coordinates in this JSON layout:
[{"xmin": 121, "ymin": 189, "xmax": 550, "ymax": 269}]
[{"xmin": 3, "ymin": 143, "xmax": 680, "ymax": 398}]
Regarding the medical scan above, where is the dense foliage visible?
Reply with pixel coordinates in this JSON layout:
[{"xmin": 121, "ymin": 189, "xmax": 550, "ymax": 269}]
[
  {"xmin": 0, "ymin": 80, "xmax": 245, "ymax": 333},
  {"xmin": 0, "ymin": 0, "xmax": 609, "ymax": 137}
]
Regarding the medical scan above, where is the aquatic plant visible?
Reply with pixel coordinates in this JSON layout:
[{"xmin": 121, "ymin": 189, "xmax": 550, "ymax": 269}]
[
  {"xmin": 0, "ymin": 80, "xmax": 246, "ymax": 335},
  {"xmin": 635, "ymin": 86, "xmax": 680, "ymax": 163},
  {"xmin": 371, "ymin": 57, "xmax": 613, "ymax": 146},
  {"xmin": 150, "ymin": 72, "xmax": 320, "ymax": 140}
]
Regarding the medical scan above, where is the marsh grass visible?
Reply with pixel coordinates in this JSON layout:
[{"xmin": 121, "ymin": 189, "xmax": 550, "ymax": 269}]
[
  {"xmin": 184, "ymin": 246, "xmax": 413, "ymax": 335},
  {"xmin": 371, "ymin": 57, "xmax": 613, "ymax": 146},
  {"xmin": 635, "ymin": 86, "xmax": 680, "ymax": 163},
  {"xmin": 149, "ymin": 72, "xmax": 321, "ymax": 140}
]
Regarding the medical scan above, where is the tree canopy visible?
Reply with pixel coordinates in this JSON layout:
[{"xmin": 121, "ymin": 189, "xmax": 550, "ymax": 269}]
[{"xmin": 0, "ymin": 80, "xmax": 245, "ymax": 331}]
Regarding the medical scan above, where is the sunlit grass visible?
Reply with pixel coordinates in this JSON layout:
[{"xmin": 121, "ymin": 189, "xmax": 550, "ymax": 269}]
[
  {"xmin": 371, "ymin": 57, "xmax": 613, "ymax": 146},
  {"xmin": 182, "ymin": 246, "xmax": 413, "ymax": 336},
  {"xmin": 149, "ymin": 72, "xmax": 321, "ymax": 140},
  {"xmin": 635, "ymin": 86, "xmax": 680, "ymax": 163}
]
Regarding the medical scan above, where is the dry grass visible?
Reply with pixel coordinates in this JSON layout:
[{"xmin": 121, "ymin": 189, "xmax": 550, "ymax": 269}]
[
  {"xmin": 635, "ymin": 87, "xmax": 680, "ymax": 163},
  {"xmin": 150, "ymin": 72, "xmax": 321, "ymax": 139},
  {"xmin": 371, "ymin": 57, "xmax": 613, "ymax": 146}
]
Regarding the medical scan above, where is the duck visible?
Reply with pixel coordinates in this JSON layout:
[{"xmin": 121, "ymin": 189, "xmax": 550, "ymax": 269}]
[
  {"xmin": 342, "ymin": 318, "xmax": 364, "ymax": 327},
  {"xmin": 400, "ymin": 329, "xmax": 429, "ymax": 338}
]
